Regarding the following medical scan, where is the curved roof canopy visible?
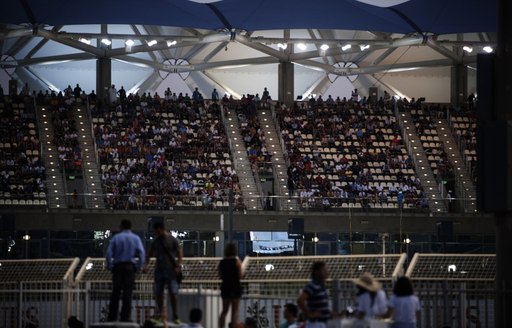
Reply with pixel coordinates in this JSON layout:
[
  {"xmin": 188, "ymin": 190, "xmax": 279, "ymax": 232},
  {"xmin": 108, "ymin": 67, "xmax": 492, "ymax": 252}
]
[
  {"xmin": 0, "ymin": 0, "xmax": 497, "ymax": 101},
  {"xmin": 2, "ymin": 0, "xmax": 496, "ymax": 34}
]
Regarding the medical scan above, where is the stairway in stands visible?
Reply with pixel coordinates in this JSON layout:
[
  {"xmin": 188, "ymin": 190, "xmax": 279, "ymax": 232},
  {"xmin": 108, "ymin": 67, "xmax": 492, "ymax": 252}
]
[
  {"xmin": 256, "ymin": 108, "xmax": 298, "ymax": 211},
  {"xmin": 223, "ymin": 108, "xmax": 263, "ymax": 211},
  {"xmin": 397, "ymin": 111, "xmax": 447, "ymax": 213},
  {"xmin": 36, "ymin": 106, "xmax": 67, "ymax": 208},
  {"xmin": 436, "ymin": 118, "xmax": 477, "ymax": 213},
  {"xmin": 72, "ymin": 107, "xmax": 105, "ymax": 209}
]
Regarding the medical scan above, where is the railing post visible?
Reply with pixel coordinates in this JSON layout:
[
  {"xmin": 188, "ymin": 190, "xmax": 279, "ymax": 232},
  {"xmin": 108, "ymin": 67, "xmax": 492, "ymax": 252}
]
[{"xmin": 332, "ymin": 279, "xmax": 340, "ymax": 315}]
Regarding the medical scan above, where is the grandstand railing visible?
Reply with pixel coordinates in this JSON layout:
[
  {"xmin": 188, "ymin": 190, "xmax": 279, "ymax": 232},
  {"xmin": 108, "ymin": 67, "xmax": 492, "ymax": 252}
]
[
  {"xmin": 0, "ymin": 192, "xmax": 474, "ymax": 213},
  {"xmin": 1, "ymin": 192, "xmax": 462, "ymax": 213}
]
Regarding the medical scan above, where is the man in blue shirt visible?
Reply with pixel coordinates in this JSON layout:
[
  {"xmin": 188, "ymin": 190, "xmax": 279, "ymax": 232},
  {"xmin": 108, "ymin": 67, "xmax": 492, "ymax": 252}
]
[{"xmin": 105, "ymin": 219, "xmax": 145, "ymax": 322}]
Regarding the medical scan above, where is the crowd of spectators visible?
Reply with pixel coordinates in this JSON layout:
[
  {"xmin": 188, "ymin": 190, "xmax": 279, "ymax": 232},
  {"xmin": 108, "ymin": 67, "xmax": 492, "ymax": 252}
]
[
  {"xmin": 3, "ymin": 81, "xmax": 475, "ymax": 213},
  {"xmin": 91, "ymin": 90, "xmax": 244, "ymax": 210},
  {"xmin": 41, "ymin": 88, "xmax": 83, "ymax": 176},
  {"xmin": 0, "ymin": 95, "xmax": 47, "ymax": 204},
  {"xmin": 277, "ymin": 96, "xmax": 428, "ymax": 211},
  {"xmin": 450, "ymin": 110, "xmax": 477, "ymax": 182},
  {"xmin": 235, "ymin": 93, "xmax": 273, "ymax": 176},
  {"xmin": 410, "ymin": 108, "xmax": 455, "ymax": 183}
]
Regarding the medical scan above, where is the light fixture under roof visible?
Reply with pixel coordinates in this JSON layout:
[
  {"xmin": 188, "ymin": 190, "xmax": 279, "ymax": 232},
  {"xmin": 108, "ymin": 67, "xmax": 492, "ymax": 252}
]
[
  {"xmin": 167, "ymin": 40, "xmax": 177, "ymax": 47},
  {"xmin": 277, "ymin": 43, "xmax": 287, "ymax": 49},
  {"xmin": 359, "ymin": 44, "xmax": 370, "ymax": 51},
  {"xmin": 147, "ymin": 40, "xmax": 157, "ymax": 47},
  {"xmin": 462, "ymin": 46, "xmax": 473, "ymax": 53},
  {"xmin": 320, "ymin": 44, "xmax": 329, "ymax": 51},
  {"xmin": 297, "ymin": 43, "xmax": 307, "ymax": 50},
  {"xmin": 101, "ymin": 38, "xmax": 111, "ymax": 46},
  {"xmin": 79, "ymin": 38, "xmax": 91, "ymax": 45},
  {"xmin": 125, "ymin": 39, "xmax": 135, "ymax": 46},
  {"xmin": 483, "ymin": 46, "xmax": 493, "ymax": 53},
  {"xmin": 341, "ymin": 44, "xmax": 352, "ymax": 51}
]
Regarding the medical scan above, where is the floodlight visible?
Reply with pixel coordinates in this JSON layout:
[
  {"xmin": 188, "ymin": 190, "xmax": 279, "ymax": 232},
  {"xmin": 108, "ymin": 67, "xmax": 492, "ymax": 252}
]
[
  {"xmin": 320, "ymin": 44, "xmax": 329, "ymax": 51},
  {"xmin": 297, "ymin": 43, "xmax": 307, "ymax": 50},
  {"xmin": 462, "ymin": 46, "xmax": 473, "ymax": 53},
  {"xmin": 79, "ymin": 38, "xmax": 91, "ymax": 45},
  {"xmin": 341, "ymin": 44, "xmax": 352, "ymax": 51},
  {"xmin": 147, "ymin": 40, "xmax": 157, "ymax": 47},
  {"xmin": 167, "ymin": 40, "xmax": 177, "ymax": 47},
  {"xmin": 277, "ymin": 43, "xmax": 287, "ymax": 49},
  {"xmin": 359, "ymin": 44, "xmax": 370, "ymax": 51},
  {"xmin": 101, "ymin": 38, "xmax": 111, "ymax": 46},
  {"xmin": 125, "ymin": 39, "xmax": 135, "ymax": 46},
  {"xmin": 483, "ymin": 46, "xmax": 493, "ymax": 53}
]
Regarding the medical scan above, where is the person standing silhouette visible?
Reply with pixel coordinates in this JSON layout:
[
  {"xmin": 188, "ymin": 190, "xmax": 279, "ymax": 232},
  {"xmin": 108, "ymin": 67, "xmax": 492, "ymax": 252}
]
[
  {"xmin": 105, "ymin": 219, "xmax": 145, "ymax": 322},
  {"xmin": 297, "ymin": 261, "xmax": 331, "ymax": 328},
  {"xmin": 218, "ymin": 243, "xmax": 243, "ymax": 328},
  {"xmin": 144, "ymin": 221, "xmax": 183, "ymax": 326}
]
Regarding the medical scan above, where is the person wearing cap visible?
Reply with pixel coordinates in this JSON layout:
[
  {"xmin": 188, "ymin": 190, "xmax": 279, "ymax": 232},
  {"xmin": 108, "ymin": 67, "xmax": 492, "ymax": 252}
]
[
  {"xmin": 297, "ymin": 261, "xmax": 331, "ymax": 328},
  {"xmin": 352, "ymin": 272, "xmax": 388, "ymax": 321}
]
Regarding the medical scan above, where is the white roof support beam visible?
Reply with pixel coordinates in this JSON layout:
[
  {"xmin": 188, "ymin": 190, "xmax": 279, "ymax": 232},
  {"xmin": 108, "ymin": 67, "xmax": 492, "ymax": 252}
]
[
  {"xmin": 37, "ymin": 29, "xmax": 105, "ymax": 57},
  {"xmin": 234, "ymin": 34, "xmax": 288, "ymax": 62},
  {"xmin": 107, "ymin": 32, "xmax": 230, "ymax": 57},
  {"xmin": 114, "ymin": 54, "xmax": 278, "ymax": 73},
  {"xmin": 1, "ymin": 53, "xmax": 96, "ymax": 69},
  {"xmin": 295, "ymin": 56, "xmax": 476, "ymax": 76},
  {"xmin": 426, "ymin": 38, "xmax": 462, "ymax": 63}
]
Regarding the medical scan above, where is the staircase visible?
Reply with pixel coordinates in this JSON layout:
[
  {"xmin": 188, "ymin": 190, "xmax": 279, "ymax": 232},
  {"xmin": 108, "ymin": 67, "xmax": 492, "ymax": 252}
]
[
  {"xmin": 436, "ymin": 118, "xmax": 477, "ymax": 213},
  {"xmin": 223, "ymin": 108, "xmax": 263, "ymax": 211},
  {"xmin": 256, "ymin": 108, "xmax": 298, "ymax": 211},
  {"xmin": 72, "ymin": 107, "xmax": 105, "ymax": 209},
  {"xmin": 36, "ymin": 106, "xmax": 67, "ymax": 208},
  {"xmin": 397, "ymin": 111, "xmax": 447, "ymax": 213}
]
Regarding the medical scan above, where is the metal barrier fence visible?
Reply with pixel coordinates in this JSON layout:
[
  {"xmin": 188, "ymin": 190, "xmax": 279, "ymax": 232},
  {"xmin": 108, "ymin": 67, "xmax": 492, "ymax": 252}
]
[
  {"xmin": 0, "ymin": 255, "xmax": 498, "ymax": 328},
  {"xmin": 0, "ymin": 280, "xmax": 497, "ymax": 328}
]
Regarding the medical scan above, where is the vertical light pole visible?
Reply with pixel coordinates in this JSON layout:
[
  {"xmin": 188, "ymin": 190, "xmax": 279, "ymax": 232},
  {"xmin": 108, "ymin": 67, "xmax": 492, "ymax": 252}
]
[
  {"xmin": 399, "ymin": 206, "xmax": 403, "ymax": 253},
  {"xmin": 23, "ymin": 233, "xmax": 31, "ymax": 259},
  {"xmin": 312, "ymin": 234, "xmax": 319, "ymax": 255},
  {"xmin": 349, "ymin": 202, "xmax": 353, "ymax": 254},
  {"xmin": 404, "ymin": 236, "xmax": 411, "ymax": 264},
  {"xmin": 228, "ymin": 189, "xmax": 233, "ymax": 243}
]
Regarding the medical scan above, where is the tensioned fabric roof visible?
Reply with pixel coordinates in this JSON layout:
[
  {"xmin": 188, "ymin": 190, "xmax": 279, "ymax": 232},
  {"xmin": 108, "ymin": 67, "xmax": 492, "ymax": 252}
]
[{"xmin": 2, "ymin": 0, "xmax": 496, "ymax": 34}]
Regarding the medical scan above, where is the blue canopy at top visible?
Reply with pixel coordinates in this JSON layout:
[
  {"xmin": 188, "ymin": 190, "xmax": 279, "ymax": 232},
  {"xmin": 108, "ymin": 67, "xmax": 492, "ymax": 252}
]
[{"xmin": 1, "ymin": 0, "xmax": 496, "ymax": 34}]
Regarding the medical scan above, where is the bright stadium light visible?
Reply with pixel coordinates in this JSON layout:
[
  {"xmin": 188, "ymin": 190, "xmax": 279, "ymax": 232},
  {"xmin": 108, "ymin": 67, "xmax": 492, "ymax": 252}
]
[
  {"xmin": 297, "ymin": 43, "xmax": 307, "ymax": 50},
  {"xmin": 79, "ymin": 38, "xmax": 91, "ymax": 45},
  {"xmin": 483, "ymin": 46, "xmax": 493, "ymax": 53},
  {"xmin": 462, "ymin": 46, "xmax": 473, "ymax": 53}
]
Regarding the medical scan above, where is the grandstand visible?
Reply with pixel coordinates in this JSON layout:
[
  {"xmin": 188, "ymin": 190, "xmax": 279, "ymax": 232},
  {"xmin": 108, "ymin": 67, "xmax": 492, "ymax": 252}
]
[
  {"xmin": 0, "ymin": 92, "xmax": 493, "ymax": 257},
  {"xmin": 0, "ymin": 94, "xmax": 479, "ymax": 211}
]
